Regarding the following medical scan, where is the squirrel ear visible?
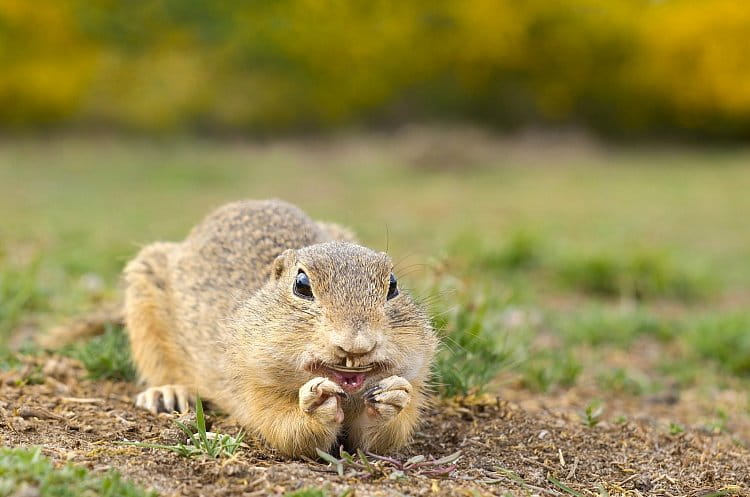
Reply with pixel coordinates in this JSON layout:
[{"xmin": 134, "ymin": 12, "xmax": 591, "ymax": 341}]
[{"xmin": 271, "ymin": 249, "xmax": 295, "ymax": 281}]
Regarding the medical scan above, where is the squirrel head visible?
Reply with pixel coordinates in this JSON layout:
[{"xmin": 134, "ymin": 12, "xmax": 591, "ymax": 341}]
[{"xmin": 229, "ymin": 241, "xmax": 436, "ymax": 394}]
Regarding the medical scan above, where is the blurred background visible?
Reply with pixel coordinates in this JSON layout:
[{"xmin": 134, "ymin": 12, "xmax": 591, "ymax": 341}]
[
  {"xmin": 1, "ymin": 0, "xmax": 750, "ymax": 439},
  {"xmin": 2, "ymin": 0, "xmax": 750, "ymax": 138}
]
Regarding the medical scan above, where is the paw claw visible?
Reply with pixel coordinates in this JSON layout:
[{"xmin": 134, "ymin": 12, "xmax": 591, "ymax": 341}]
[
  {"xmin": 136, "ymin": 385, "xmax": 192, "ymax": 414},
  {"xmin": 364, "ymin": 375, "xmax": 412, "ymax": 420},
  {"xmin": 300, "ymin": 377, "xmax": 345, "ymax": 425},
  {"xmin": 364, "ymin": 385, "xmax": 382, "ymax": 401}
]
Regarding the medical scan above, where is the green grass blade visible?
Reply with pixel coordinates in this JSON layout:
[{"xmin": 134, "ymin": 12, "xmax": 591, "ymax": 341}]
[
  {"xmin": 315, "ymin": 448, "xmax": 340, "ymax": 465},
  {"xmin": 547, "ymin": 474, "xmax": 583, "ymax": 497}
]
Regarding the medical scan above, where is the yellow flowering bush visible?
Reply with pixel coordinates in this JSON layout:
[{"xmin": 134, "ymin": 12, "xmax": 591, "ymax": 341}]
[{"xmin": 0, "ymin": 0, "xmax": 748, "ymax": 136}]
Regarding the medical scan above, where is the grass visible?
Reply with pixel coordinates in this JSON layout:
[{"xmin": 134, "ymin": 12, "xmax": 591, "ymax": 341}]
[
  {"xmin": 557, "ymin": 250, "xmax": 710, "ymax": 302},
  {"xmin": 669, "ymin": 422, "xmax": 685, "ymax": 435},
  {"xmin": 0, "ymin": 258, "xmax": 47, "ymax": 349},
  {"xmin": 282, "ymin": 490, "xmax": 331, "ymax": 497},
  {"xmin": 596, "ymin": 367, "xmax": 657, "ymax": 396},
  {"xmin": 0, "ymin": 446, "xmax": 156, "ymax": 497},
  {"xmin": 0, "ymin": 136, "xmax": 749, "ymax": 497},
  {"xmin": 121, "ymin": 396, "xmax": 244, "ymax": 458},
  {"xmin": 474, "ymin": 231, "xmax": 544, "ymax": 273},
  {"xmin": 547, "ymin": 474, "xmax": 584, "ymax": 497},
  {"xmin": 687, "ymin": 314, "xmax": 750, "ymax": 377},
  {"xmin": 470, "ymin": 237, "xmax": 715, "ymax": 304},
  {"xmin": 61, "ymin": 325, "xmax": 137, "ymax": 381},
  {"xmin": 433, "ymin": 293, "xmax": 527, "ymax": 396},
  {"xmin": 704, "ymin": 409, "xmax": 730, "ymax": 434},
  {"xmin": 555, "ymin": 307, "xmax": 679, "ymax": 347},
  {"xmin": 521, "ymin": 350, "xmax": 582, "ymax": 393},
  {"xmin": 0, "ymin": 137, "xmax": 749, "ymax": 420},
  {"xmin": 581, "ymin": 401, "xmax": 604, "ymax": 428}
]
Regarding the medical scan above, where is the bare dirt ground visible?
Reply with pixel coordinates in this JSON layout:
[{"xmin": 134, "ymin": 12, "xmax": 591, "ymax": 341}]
[{"xmin": 1, "ymin": 355, "xmax": 748, "ymax": 497}]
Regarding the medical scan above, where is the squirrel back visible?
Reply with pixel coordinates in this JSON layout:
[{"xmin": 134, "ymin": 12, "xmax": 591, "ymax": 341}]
[{"xmin": 40, "ymin": 199, "xmax": 353, "ymax": 348}]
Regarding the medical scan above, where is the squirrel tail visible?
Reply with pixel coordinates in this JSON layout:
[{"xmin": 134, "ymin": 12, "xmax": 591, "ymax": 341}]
[{"xmin": 38, "ymin": 303, "xmax": 124, "ymax": 349}]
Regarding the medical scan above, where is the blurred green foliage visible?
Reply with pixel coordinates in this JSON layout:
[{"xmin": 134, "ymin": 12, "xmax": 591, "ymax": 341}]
[
  {"xmin": 1, "ymin": 0, "xmax": 749, "ymax": 137},
  {"xmin": 597, "ymin": 367, "xmax": 657, "ymax": 396},
  {"xmin": 557, "ymin": 306, "xmax": 679, "ymax": 347},
  {"xmin": 688, "ymin": 314, "xmax": 750, "ymax": 377},
  {"xmin": 0, "ymin": 258, "xmax": 47, "ymax": 346},
  {"xmin": 477, "ymin": 231, "xmax": 544, "ymax": 273},
  {"xmin": 557, "ymin": 251, "xmax": 710, "ymax": 302},
  {"xmin": 521, "ymin": 350, "xmax": 582, "ymax": 393}
]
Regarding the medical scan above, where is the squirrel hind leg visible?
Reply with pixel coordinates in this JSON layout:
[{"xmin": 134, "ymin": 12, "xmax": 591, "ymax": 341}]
[{"xmin": 124, "ymin": 242, "xmax": 186, "ymax": 388}]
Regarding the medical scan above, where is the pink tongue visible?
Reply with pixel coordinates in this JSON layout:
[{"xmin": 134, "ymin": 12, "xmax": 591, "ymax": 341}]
[{"xmin": 334, "ymin": 372, "xmax": 366, "ymax": 392}]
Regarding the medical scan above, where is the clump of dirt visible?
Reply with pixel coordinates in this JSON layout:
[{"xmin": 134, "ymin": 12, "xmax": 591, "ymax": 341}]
[{"xmin": 1, "ymin": 355, "xmax": 748, "ymax": 497}]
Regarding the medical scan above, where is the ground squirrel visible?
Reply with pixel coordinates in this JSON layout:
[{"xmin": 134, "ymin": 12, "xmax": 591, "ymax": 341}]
[{"xmin": 123, "ymin": 199, "xmax": 438, "ymax": 457}]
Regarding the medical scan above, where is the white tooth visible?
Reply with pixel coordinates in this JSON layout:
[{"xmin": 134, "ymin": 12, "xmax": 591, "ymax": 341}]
[{"xmin": 346, "ymin": 358, "xmax": 353, "ymax": 368}]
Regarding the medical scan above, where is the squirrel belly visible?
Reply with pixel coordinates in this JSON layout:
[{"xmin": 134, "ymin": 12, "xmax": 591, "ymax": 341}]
[{"xmin": 123, "ymin": 199, "xmax": 438, "ymax": 457}]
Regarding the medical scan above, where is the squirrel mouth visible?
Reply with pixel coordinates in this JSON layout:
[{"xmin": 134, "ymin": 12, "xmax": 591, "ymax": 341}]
[
  {"xmin": 329, "ymin": 362, "xmax": 375, "ymax": 373},
  {"xmin": 324, "ymin": 368, "xmax": 368, "ymax": 393},
  {"xmin": 309, "ymin": 361, "xmax": 379, "ymax": 393}
]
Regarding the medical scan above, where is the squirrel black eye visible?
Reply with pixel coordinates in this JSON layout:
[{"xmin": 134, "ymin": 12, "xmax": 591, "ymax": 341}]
[
  {"xmin": 387, "ymin": 273, "xmax": 399, "ymax": 300},
  {"xmin": 294, "ymin": 270, "xmax": 314, "ymax": 300}
]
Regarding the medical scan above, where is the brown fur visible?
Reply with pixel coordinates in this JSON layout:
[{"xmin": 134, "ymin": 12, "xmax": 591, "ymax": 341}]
[{"xmin": 123, "ymin": 199, "xmax": 437, "ymax": 457}]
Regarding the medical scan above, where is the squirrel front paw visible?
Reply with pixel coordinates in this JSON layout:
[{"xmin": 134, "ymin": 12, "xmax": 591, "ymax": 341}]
[
  {"xmin": 299, "ymin": 377, "xmax": 346, "ymax": 425},
  {"xmin": 364, "ymin": 375, "xmax": 412, "ymax": 420},
  {"xmin": 136, "ymin": 385, "xmax": 192, "ymax": 414}
]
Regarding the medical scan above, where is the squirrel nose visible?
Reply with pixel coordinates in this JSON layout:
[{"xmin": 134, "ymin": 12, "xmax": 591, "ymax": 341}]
[
  {"xmin": 335, "ymin": 344, "xmax": 376, "ymax": 358},
  {"xmin": 333, "ymin": 335, "xmax": 377, "ymax": 357}
]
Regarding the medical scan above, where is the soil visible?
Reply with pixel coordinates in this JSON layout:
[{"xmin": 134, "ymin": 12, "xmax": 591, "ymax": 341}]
[{"xmin": 1, "ymin": 355, "xmax": 748, "ymax": 497}]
